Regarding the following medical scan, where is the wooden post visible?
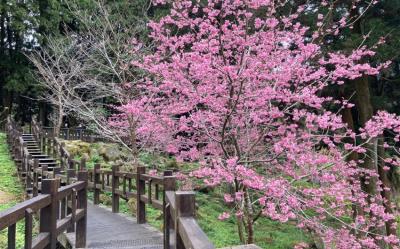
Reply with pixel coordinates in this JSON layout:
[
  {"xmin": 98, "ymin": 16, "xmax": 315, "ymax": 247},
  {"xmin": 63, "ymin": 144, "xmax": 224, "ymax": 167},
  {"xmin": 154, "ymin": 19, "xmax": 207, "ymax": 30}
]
[
  {"xmin": 136, "ymin": 166, "xmax": 146, "ymax": 223},
  {"xmin": 68, "ymin": 157, "xmax": 74, "ymax": 170},
  {"xmin": 112, "ymin": 165, "xmax": 120, "ymax": 213},
  {"xmin": 66, "ymin": 169, "xmax": 76, "ymax": 233},
  {"xmin": 80, "ymin": 157, "xmax": 86, "ymax": 170},
  {"xmin": 8, "ymin": 223, "xmax": 16, "ymax": 249},
  {"xmin": 163, "ymin": 174, "xmax": 176, "ymax": 249},
  {"xmin": 53, "ymin": 167, "xmax": 61, "ymax": 178},
  {"xmin": 25, "ymin": 208, "xmax": 33, "ymax": 249},
  {"xmin": 41, "ymin": 134, "xmax": 45, "ymax": 152},
  {"xmin": 40, "ymin": 178, "xmax": 60, "ymax": 249},
  {"xmin": 175, "ymin": 191, "xmax": 196, "ymax": 249},
  {"xmin": 52, "ymin": 138, "xmax": 57, "ymax": 159},
  {"xmin": 60, "ymin": 142, "xmax": 66, "ymax": 167},
  {"xmin": 47, "ymin": 137, "xmax": 52, "ymax": 156},
  {"xmin": 76, "ymin": 171, "xmax": 88, "ymax": 248},
  {"xmin": 41, "ymin": 165, "xmax": 48, "ymax": 180},
  {"xmin": 33, "ymin": 159, "xmax": 39, "ymax": 197},
  {"xmin": 25, "ymin": 155, "xmax": 32, "ymax": 191},
  {"xmin": 93, "ymin": 164, "xmax": 101, "ymax": 205}
]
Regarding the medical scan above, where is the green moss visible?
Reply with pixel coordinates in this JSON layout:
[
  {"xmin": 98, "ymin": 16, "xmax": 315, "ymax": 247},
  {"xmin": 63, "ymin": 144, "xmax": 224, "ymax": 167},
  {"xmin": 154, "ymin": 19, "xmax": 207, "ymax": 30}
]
[{"xmin": 0, "ymin": 133, "xmax": 25, "ymax": 248}]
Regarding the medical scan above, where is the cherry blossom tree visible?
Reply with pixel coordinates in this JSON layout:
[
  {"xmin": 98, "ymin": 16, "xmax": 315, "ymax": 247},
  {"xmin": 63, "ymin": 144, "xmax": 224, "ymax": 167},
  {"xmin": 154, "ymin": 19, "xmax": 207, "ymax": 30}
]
[{"xmin": 114, "ymin": 0, "xmax": 400, "ymax": 247}]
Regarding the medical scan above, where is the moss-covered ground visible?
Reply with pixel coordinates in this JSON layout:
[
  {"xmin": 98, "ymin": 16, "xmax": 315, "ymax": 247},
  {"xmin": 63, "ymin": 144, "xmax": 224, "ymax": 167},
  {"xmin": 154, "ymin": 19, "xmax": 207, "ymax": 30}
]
[{"xmin": 0, "ymin": 133, "xmax": 26, "ymax": 248}]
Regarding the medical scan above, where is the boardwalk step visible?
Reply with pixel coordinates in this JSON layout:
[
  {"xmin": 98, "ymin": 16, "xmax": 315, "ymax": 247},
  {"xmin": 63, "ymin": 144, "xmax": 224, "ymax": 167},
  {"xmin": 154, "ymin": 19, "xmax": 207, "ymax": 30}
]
[
  {"xmin": 38, "ymin": 160, "xmax": 57, "ymax": 163},
  {"xmin": 31, "ymin": 155, "xmax": 49, "ymax": 158},
  {"xmin": 28, "ymin": 152, "xmax": 45, "ymax": 155}
]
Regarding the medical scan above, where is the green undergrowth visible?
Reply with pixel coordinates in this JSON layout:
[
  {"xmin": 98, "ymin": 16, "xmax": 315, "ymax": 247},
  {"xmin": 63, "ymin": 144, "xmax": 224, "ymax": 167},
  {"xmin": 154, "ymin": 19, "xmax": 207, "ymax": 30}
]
[
  {"xmin": 71, "ymin": 140, "xmax": 310, "ymax": 248},
  {"xmin": 196, "ymin": 193, "xmax": 310, "ymax": 248},
  {"xmin": 0, "ymin": 133, "xmax": 25, "ymax": 248}
]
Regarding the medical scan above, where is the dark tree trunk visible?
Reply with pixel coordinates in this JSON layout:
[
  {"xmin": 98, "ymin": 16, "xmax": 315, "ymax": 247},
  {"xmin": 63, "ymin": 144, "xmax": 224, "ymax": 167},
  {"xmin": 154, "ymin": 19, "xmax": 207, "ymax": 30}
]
[
  {"xmin": 39, "ymin": 101, "xmax": 47, "ymax": 125},
  {"xmin": 377, "ymin": 137, "xmax": 397, "ymax": 236},
  {"xmin": 354, "ymin": 75, "xmax": 378, "ymax": 197}
]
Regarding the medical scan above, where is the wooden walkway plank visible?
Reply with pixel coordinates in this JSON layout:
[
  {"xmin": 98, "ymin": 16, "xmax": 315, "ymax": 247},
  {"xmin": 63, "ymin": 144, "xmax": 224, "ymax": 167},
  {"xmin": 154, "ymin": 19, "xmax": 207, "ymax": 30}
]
[{"xmin": 61, "ymin": 203, "xmax": 163, "ymax": 249}]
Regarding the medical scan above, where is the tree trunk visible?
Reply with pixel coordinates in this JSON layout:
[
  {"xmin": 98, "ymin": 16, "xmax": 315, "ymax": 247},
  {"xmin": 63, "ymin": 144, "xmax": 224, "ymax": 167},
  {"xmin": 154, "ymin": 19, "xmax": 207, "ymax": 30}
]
[
  {"xmin": 236, "ymin": 212, "xmax": 246, "ymax": 243},
  {"xmin": 54, "ymin": 107, "xmax": 63, "ymax": 137},
  {"xmin": 377, "ymin": 137, "xmax": 397, "ymax": 236},
  {"xmin": 39, "ymin": 101, "xmax": 47, "ymax": 126},
  {"xmin": 340, "ymin": 87, "xmax": 364, "ymax": 220},
  {"xmin": 244, "ymin": 188, "xmax": 254, "ymax": 244},
  {"xmin": 354, "ymin": 75, "xmax": 388, "ymax": 248},
  {"xmin": 127, "ymin": 115, "xmax": 139, "ymax": 160},
  {"xmin": 354, "ymin": 75, "xmax": 378, "ymax": 198}
]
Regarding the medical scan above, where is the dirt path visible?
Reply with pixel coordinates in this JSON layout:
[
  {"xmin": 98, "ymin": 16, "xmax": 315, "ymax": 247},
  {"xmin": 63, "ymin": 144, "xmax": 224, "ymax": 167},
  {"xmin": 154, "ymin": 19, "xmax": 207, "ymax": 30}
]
[{"xmin": 0, "ymin": 190, "xmax": 15, "ymax": 204}]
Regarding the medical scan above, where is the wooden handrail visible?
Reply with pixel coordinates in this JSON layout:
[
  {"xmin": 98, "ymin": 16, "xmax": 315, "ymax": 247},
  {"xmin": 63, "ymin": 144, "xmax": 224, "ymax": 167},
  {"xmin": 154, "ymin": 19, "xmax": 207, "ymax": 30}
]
[
  {"xmin": 178, "ymin": 218, "xmax": 214, "ymax": 249},
  {"xmin": 0, "ymin": 195, "xmax": 51, "ymax": 230}
]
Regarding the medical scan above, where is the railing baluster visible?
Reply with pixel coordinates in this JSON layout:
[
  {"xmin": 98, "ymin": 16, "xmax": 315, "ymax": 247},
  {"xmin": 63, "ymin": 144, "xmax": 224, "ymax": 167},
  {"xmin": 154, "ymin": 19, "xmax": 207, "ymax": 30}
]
[
  {"xmin": 136, "ymin": 166, "xmax": 146, "ymax": 224},
  {"xmin": 148, "ymin": 179, "xmax": 152, "ymax": 205},
  {"xmin": 33, "ymin": 159, "xmax": 39, "ymax": 197},
  {"xmin": 76, "ymin": 171, "xmax": 88, "ymax": 248},
  {"xmin": 175, "ymin": 191, "xmax": 196, "ymax": 249},
  {"xmin": 163, "ymin": 173, "xmax": 176, "ymax": 249},
  {"xmin": 8, "ymin": 223, "xmax": 16, "ymax": 249},
  {"xmin": 112, "ymin": 165, "xmax": 120, "ymax": 213},
  {"xmin": 69, "ymin": 189, "xmax": 77, "ymax": 233},
  {"xmin": 40, "ymin": 178, "xmax": 59, "ymax": 249},
  {"xmin": 94, "ymin": 164, "xmax": 100, "ymax": 205},
  {"xmin": 25, "ymin": 208, "xmax": 33, "ymax": 249}
]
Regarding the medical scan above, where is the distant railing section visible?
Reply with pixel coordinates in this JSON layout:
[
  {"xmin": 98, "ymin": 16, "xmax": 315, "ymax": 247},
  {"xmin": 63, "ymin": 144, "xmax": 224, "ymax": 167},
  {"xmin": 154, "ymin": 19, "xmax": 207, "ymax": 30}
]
[
  {"xmin": 31, "ymin": 117, "xmax": 106, "ymax": 142},
  {"xmin": 41, "ymin": 126, "xmax": 106, "ymax": 142}
]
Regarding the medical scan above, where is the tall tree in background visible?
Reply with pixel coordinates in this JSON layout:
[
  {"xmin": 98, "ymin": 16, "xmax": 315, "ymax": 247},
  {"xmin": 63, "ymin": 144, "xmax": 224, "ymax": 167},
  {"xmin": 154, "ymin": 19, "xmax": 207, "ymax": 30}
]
[
  {"xmin": 0, "ymin": 0, "xmax": 36, "ymax": 123},
  {"xmin": 0, "ymin": 0, "xmax": 90, "ymax": 125}
]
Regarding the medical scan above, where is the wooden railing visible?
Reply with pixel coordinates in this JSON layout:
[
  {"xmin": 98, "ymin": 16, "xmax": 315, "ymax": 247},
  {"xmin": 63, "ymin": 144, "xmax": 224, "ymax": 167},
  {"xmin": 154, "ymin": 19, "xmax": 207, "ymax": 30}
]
[
  {"xmin": 5, "ymin": 116, "xmax": 214, "ymax": 249},
  {"xmin": 31, "ymin": 118, "xmax": 106, "ymax": 142},
  {"xmin": 2, "ymin": 118, "xmax": 88, "ymax": 249},
  {"xmin": 0, "ymin": 176, "xmax": 88, "ymax": 249},
  {"xmin": 42, "ymin": 126, "xmax": 105, "ymax": 142}
]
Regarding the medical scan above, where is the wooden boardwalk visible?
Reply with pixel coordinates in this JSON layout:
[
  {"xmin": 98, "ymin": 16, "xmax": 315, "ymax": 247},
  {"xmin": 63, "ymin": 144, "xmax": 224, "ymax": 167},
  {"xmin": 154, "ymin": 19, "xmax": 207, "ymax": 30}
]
[
  {"xmin": 3, "ymin": 117, "xmax": 215, "ymax": 249},
  {"xmin": 61, "ymin": 203, "xmax": 163, "ymax": 249}
]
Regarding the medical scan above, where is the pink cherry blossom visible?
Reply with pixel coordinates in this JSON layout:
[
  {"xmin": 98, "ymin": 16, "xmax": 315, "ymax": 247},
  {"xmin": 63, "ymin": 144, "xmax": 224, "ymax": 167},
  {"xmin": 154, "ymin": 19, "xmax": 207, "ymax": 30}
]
[{"xmin": 111, "ymin": 0, "xmax": 400, "ymax": 247}]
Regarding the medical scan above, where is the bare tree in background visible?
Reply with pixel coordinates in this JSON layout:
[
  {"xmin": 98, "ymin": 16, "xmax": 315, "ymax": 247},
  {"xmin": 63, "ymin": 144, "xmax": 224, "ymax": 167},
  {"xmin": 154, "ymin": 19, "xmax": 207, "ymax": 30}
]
[
  {"xmin": 61, "ymin": 0, "xmax": 152, "ymax": 157},
  {"xmin": 28, "ymin": 0, "xmax": 151, "ymax": 159},
  {"xmin": 27, "ymin": 36, "xmax": 87, "ymax": 135}
]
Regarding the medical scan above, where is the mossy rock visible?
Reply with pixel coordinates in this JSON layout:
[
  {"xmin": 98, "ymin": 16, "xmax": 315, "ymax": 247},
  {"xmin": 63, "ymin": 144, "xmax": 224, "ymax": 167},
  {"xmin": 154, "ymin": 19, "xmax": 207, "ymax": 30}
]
[
  {"xmin": 100, "ymin": 194, "xmax": 112, "ymax": 206},
  {"xmin": 97, "ymin": 144, "xmax": 120, "ymax": 161},
  {"xmin": 65, "ymin": 140, "xmax": 91, "ymax": 157},
  {"xmin": 127, "ymin": 198, "xmax": 137, "ymax": 214}
]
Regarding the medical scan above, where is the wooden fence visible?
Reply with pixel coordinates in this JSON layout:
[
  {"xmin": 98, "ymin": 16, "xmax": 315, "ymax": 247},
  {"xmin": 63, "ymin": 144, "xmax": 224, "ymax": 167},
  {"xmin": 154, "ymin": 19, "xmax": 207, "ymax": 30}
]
[
  {"xmin": 31, "ymin": 118, "xmax": 105, "ymax": 142},
  {"xmin": 2, "ymin": 117, "xmax": 88, "ymax": 249},
  {"xmin": 2, "ymin": 116, "xmax": 214, "ymax": 249}
]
